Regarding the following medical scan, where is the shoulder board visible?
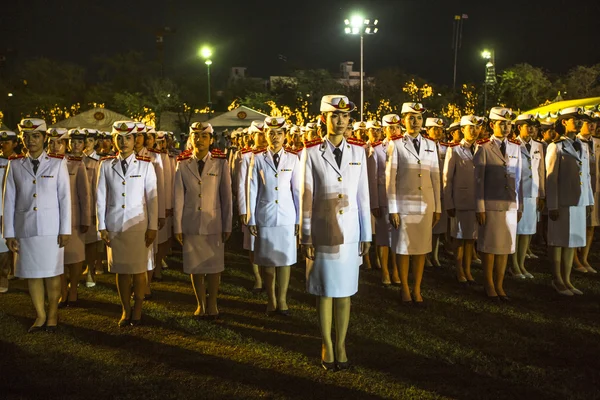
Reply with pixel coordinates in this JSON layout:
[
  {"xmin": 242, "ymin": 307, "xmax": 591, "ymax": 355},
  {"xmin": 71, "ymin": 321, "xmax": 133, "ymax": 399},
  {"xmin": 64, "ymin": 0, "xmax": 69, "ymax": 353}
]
[
  {"xmin": 136, "ymin": 155, "xmax": 151, "ymax": 162},
  {"xmin": 305, "ymin": 138, "xmax": 323, "ymax": 149},
  {"xmin": 284, "ymin": 146, "xmax": 298, "ymax": 154},
  {"xmin": 241, "ymin": 148, "xmax": 253, "ymax": 154},
  {"xmin": 100, "ymin": 156, "xmax": 117, "ymax": 161},
  {"xmin": 211, "ymin": 151, "xmax": 227, "ymax": 159},
  {"xmin": 508, "ymin": 139, "xmax": 520, "ymax": 145},
  {"xmin": 252, "ymin": 148, "xmax": 267, "ymax": 155},
  {"xmin": 176, "ymin": 154, "xmax": 192, "ymax": 162},
  {"xmin": 85, "ymin": 154, "xmax": 99, "ymax": 161},
  {"xmin": 371, "ymin": 140, "xmax": 382, "ymax": 148},
  {"xmin": 390, "ymin": 133, "xmax": 404, "ymax": 141},
  {"xmin": 211, "ymin": 148, "xmax": 224, "ymax": 154},
  {"xmin": 442, "ymin": 142, "xmax": 459, "ymax": 147},
  {"xmin": 48, "ymin": 153, "xmax": 65, "ymax": 160},
  {"xmin": 8, "ymin": 154, "xmax": 25, "ymax": 160},
  {"xmin": 67, "ymin": 156, "xmax": 83, "ymax": 161},
  {"xmin": 476, "ymin": 138, "xmax": 491, "ymax": 145},
  {"xmin": 161, "ymin": 149, "xmax": 168, "ymax": 154},
  {"xmin": 346, "ymin": 137, "xmax": 365, "ymax": 147},
  {"xmin": 422, "ymin": 135, "xmax": 435, "ymax": 142},
  {"xmin": 148, "ymin": 148, "xmax": 161, "ymax": 154}
]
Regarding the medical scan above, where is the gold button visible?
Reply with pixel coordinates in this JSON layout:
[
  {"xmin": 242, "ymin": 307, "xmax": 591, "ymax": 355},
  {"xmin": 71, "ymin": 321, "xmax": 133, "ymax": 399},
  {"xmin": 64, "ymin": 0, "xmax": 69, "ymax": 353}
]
[
  {"xmin": 418, "ymin": 174, "xmax": 422, "ymax": 177},
  {"xmin": 503, "ymin": 163, "xmax": 507, "ymax": 166},
  {"xmin": 579, "ymin": 172, "xmax": 583, "ymax": 176},
  {"xmin": 580, "ymin": 182, "xmax": 583, "ymax": 186},
  {"xmin": 339, "ymin": 210, "xmax": 344, "ymax": 214},
  {"xmin": 198, "ymin": 194, "xmax": 202, "ymax": 198},
  {"xmin": 417, "ymin": 161, "xmax": 421, "ymax": 164},
  {"xmin": 275, "ymin": 200, "xmax": 279, "ymax": 204},
  {"xmin": 418, "ymin": 186, "xmax": 422, "ymax": 190},
  {"xmin": 275, "ymin": 173, "xmax": 278, "ymax": 178},
  {"xmin": 338, "ymin": 177, "xmax": 342, "ymax": 182},
  {"xmin": 198, "ymin": 207, "xmax": 202, "ymax": 210},
  {"xmin": 122, "ymin": 205, "xmax": 125, "ymax": 209},
  {"xmin": 275, "ymin": 187, "xmax": 278, "ymax": 191},
  {"xmin": 122, "ymin": 193, "xmax": 126, "ymax": 197},
  {"xmin": 33, "ymin": 207, "xmax": 38, "ymax": 211},
  {"xmin": 579, "ymin": 162, "xmax": 583, "ymax": 166},
  {"xmin": 33, "ymin": 193, "xmax": 37, "ymax": 198},
  {"xmin": 33, "ymin": 180, "xmax": 36, "ymax": 184},
  {"xmin": 122, "ymin": 181, "xmax": 126, "ymax": 185},
  {"xmin": 198, "ymin": 181, "xmax": 202, "ymax": 185},
  {"xmin": 529, "ymin": 175, "xmax": 533, "ymax": 179},
  {"xmin": 528, "ymin": 166, "xmax": 532, "ymax": 170},
  {"xmin": 338, "ymin": 194, "xmax": 343, "ymax": 199},
  {"xmin": 505, "ymin": 186, "xmax": 509, "ymax": 189}
]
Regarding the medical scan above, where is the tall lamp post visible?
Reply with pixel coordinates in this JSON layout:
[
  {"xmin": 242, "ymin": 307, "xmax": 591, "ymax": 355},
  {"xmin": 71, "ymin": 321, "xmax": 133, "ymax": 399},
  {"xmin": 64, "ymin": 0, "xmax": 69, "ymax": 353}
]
[
  {"xmin": 481, "ymin": 49, "xmax": 497, "ymax": 115},
  {"xmin": 200, "ymin": 46, "xmax": 213, "ymax": 114},
  {"xmin": 344, "ymin": 16, "xmax": 378, "ymax": 122}
]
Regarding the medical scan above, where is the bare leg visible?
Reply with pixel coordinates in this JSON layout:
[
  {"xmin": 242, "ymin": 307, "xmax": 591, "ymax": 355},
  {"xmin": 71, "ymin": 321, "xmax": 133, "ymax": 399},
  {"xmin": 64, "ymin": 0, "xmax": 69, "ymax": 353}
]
[
  {"xmin": 573, "ymin": 249, "xmax": 587, "ymax": 272},
  {"xmin": 411, "ymin": 254, "xmax": 426, "ymax": 302},
  {"xmin": 454, "ymin": 240, "xmax": 466, "ymax": 282},
  {"xmin": 432, "ymin": 234, "xmax": 441, "ymax": 267},
  {"xmin": 131, "ymin": 273, "xmax": 146, "ymax": 321},
  {"xmin": 191, "ymin": 274, "xmax": 206, "ymax": 316},
  {"xmin": 561, "ymin": 248, "xmax": 578, "ymax": 291},
  {"xmin": 28, "ymin": 278, "xmax": 47, "ymax": 328},
  {"xmin": 0, "ymin": 253, "xmax": 10, "ymax": 292},
  {"xmin": 391, "ymin": 251, "xmax": 400, "ymax": 284},
  {"xmin": 518, "ymin": 235, "xmax": 532, "ymax": 275},
  {"xmin": 550, "ymin": 246, "xmax": 568, "ymax": 290},
  {"xmin": 397, "ymin": 254, "xmax": 411, "ymax": 302},
  {"xmin": 45, "ymin": 276, "xmax": 61, "ymax": 327},
  {"xmin": 317, "ymin": 297, "xmax": 334, "ymax": 363},
  {"xmin": 59, "ymin": 273, "xmax": 68, "ymax": 303},
  {"xmin": 206, "ymin": 273, "xmax": 220, "ymax": 316},
  {"xmin": 378, "ymin": 246, "xmax": 391, "ymax": 284},
  {"xmin": 146, "ymin": 268, "xmax": 154, "ymax": 296},
  {"xmin": 154, "ymin": 241, "xmax": 169, "ymax": 279},
  {"xmin": 482, "ymin": 252, "xmax": 497, "ymax": 297},
  {"xmin": 116, "ymin": 273, "xmax": 132, "ymax": 323},
  {"xmin": 67, "ymin": 262, "xmax": 83, "ymax": 301},
  {"xmin": 264, "ymin": 267, "xmax": 276, "ymax": 312},
  {"xmin": 493, "ymin": 254, "xmax": 509, "ymax": 297},
  {"xmin": 362, "ymin": 253, "xmax": 372, "ymax": 270},
  {"xmin": 277, "ymin": 266, "xmax": 291, "ymax": 311},
  {"xmin": 581, "ymin": 227, "xmax": 596, "ymax": 272},
  {"xmin": 250, "ymin": 251, "xmax": 262, "ymax": 290},
  {"xmin": 333, "ymin": 297, "xmax": 351, "ymax": 363},
  {"xmin": 464, "ymin": 240, "xmax": 475, "ymax": 281}
]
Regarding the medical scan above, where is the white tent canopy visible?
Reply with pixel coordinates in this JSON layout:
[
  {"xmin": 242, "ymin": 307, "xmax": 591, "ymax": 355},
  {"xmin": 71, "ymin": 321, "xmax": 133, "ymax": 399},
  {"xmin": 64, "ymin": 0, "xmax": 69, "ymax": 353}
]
[
  {"xmin": 206, "ymin": 106, "xmax": 268, "ymax": 129},
  {"xmin": 51, "ymin": 108, "xmax": 130, "ymax": 131}
]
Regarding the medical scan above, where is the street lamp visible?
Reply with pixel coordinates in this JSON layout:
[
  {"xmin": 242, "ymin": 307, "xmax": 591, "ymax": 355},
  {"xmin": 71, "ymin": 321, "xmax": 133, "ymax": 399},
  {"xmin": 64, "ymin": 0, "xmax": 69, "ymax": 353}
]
[
  {"xmin": 344, "ymin": 15, "xmax": 378, "ymax": 121},
  {"xmin": 199, "ymin": 46, "xmax": 213, "ymax": 113},
  {"xmin": 481, "ymin": 49, "xmax": 497, "ymax": 115}
]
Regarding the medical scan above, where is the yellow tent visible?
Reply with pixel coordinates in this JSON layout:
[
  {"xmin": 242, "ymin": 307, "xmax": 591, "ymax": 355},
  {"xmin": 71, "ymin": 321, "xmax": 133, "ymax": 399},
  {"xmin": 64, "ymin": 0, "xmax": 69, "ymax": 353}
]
[{"xmin": 525, "ymin": 97, "xmax": 600, "ymax": 116}]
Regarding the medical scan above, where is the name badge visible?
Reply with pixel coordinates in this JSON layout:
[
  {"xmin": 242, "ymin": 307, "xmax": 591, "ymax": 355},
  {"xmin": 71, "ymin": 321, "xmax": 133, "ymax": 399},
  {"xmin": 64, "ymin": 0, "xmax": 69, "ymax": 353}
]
[
  {"xmin": 509, "ymin": 156, "xmax": 517, "ymax": 159},
  {"xmin": 349, "ymin": 162, "xmax": 361, "ymax": 165},
  {"xmin": 69, "ymin": 173, "xmax": 76, "ymax": 176},
  {"xmin": 130, "ymin": 175, "xmax": 141, "ymax": 178},
  {"xmin": 534, "ymin": 150, "xmax": 540, "ymax": 154},
  {"xmin": 208, "ymin": 173, "xmax": 218, "ymax": 176},
  {"xmin": 425, "ymin": 149, "xmax": 434, "ymax": 153},
  {"xmin": 281, "ymin": 169, "xmax": 292, "ymax": 172},
  {"xmin": 41, "ymin": 175, "xmax": 54, "ymax": 178}
]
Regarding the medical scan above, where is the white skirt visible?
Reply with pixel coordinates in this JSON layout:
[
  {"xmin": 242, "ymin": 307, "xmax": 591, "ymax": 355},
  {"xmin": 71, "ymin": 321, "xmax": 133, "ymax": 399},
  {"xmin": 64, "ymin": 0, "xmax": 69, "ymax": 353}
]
[
  {"xmin": 15, "ymin": 236, "xmax": 64, "ymax": 279},
  {"xmin": 548, "ymin": 206, "xmax": 586, "ymax": 248},
  {"xmin": 306, "ymin": 242, "xmax": 361, "ymax": 298},
  {"xmin": 433, "ymin": 206, "xmax": 448, "ymax": 235},
  {"xmin": 517, "ymin": 197, "xmax": 537, "ymax": 235},
  {"xmin": 182, "ymin": 234, "xmax": 224, "ymax": 274},
  {"xmin": 477, "ymin": 210, "xmax": 517, "ymax": 254},
  {"xmin": 243, "ymin": 225, "xmax": 255, "ymax": 251},
  {"xmin": 374, "ymin": 207, "xmax": 392, "ymax": 247},
  {"xmin": 254, "ymin": 225, "xmax": 297, "ymax": 267},
  {"xmin": 64, "ymin": 227, "xmax": 85, "ymax": 264},
  {"xmin": 107, "ymin": 231, "xmax": 154, "ymax": 274},
  {"xmin": 450, "ymin": 211, "xmax": 478, "ymax": 240},
  {"xmin": 390, "ymin": 213, "xmax": 433, "ymax": 255}
]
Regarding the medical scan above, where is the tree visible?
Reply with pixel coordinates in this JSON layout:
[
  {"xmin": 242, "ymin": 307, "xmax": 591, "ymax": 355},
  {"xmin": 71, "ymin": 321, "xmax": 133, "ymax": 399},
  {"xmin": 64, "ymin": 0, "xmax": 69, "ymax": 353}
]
[
  {"xmin": 566, "ymin": 64, "xmax": 600, "ymax": 99},
  {"xmin": 497, "ymin": 64, "xmax": 553, "ymax": 111}
]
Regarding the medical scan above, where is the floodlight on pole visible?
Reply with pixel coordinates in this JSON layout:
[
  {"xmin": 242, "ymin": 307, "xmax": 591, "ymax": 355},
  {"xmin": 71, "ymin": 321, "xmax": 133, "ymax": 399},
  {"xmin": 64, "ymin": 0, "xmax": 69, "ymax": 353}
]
[
  {"xmin": 481, "ymin": 50, "xmax": 492, "ymax": 60},
  {"xmin": 344, "ymin": 15, "xmax": 379, "ymax": 121},
  {"xmin": 199, "ymin": 46, "xmax": 213, "ymax": 114},
  {"xmin": 481, "ymin": 49, "xmax": 497, "ymax": 115}
]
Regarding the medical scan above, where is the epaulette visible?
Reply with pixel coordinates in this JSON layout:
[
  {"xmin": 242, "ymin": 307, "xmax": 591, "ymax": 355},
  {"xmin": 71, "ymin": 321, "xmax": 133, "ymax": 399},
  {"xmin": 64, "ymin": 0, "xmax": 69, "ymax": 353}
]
[
  {"xmin": 176, "ymin": 153, "xmax": 192, "ymax": 162},
  {"xmin": 212, "ymin": 148, "xmax": 224, "ymax": 154},
  {"xmin": 148, "ymin": 148, "xmax": 161, "ymax": 154},
  {"xmin": 508, "ymin": 139, "xmax": 520, "ymax": 145},
  {"xmin": 477, "ymin": 138, "xmax": 491, "ymax": 145},
  {"xmin": 136, "ymin": 155, "xmax": 151, "ymax": 162},
  {"xmin": 305, "ymin": 138, "xmax": 323, "ymax": 149},
  {"xmin": 85, "ymin": 154, "xmax": 99, "ymax": 161},
  {"xmin": 422, "ymin": 134, "xmax": 435, "ymax": 142},
  {"xmin": 8, "ymin": 154, "xmax": 25, "ymax": 160},
  {"xmin": 390, "ymin": 133, "xmax": 404, "ymax": 141},
  {"xmin": 253, "ymin": 147, "xmax": 267, "ymax": 155},
  {"xmin": 241, "ymin": 147, "xmax": 253, "ymax": 154},
  {"xmin": 211, "ymin": 151, "xmax": 227, "ymax": 159},
  {"xmin": 346, "ymin": 137, "xmax": 365, "ymax": 147},
  {"xmin": 371, "ymin": 140, "xmax": 382, "ymax": 148},
  {"xmin": 48, "ymin": 153, "xmax": 65, "ymax": 160},
  {"xmin": 67, "ymin": 156, "xmax": 83, "ymax": 161},
  {"xmin": 284, "ymin": 146, "xmax": 298, "ymax": 155},
  {"xmin": 100, "ymin": 155, "xmax": 117, "ymax": 161},
  {"xmin": 440, "ymin": 142, "xmax": 459, "ymax": 147}
]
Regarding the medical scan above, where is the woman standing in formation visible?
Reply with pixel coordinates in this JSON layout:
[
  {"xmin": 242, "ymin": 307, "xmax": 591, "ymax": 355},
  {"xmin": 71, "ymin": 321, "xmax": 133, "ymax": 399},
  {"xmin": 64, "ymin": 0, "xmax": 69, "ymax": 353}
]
[
  {"xmin": 0, "ymin": 130, "xmax": 18, "ymax": 294},
  {"xmin": 97, "ymin": 121, "xmax": 158, "ymax": 326},
  {"xmin": 4, "ymin": 118, "xmax": 71, "ymax": 332},
  {"xmin": 174, "ymin": 122, "xmax": 232, "ymax": 319},
  {"xmin": 300, "ymin": 95, "xmax": 371, "ymax": 370},
  {"xmin": 247, "ymin": 116, "xmax": 300, "ymax": 316}
]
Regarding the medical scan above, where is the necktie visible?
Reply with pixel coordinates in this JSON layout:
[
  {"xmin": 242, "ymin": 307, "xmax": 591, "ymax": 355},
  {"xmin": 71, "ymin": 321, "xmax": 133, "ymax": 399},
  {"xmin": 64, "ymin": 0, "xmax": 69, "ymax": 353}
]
[
  {"xmin": 470, "ymin": 145, "xmax": 475, "ymax": 156},
  {"xmin": 198, "ymin": 160, "xmax": 205, "ymax": 176},
  {"xmin": 121, "ymin": 160, "xmax": 128, "ymax": 175},
  {"xmin": 413, "ymin": 138, "xmax": 420, "ymax": 154},
  {"xmin": 273, "ymin": 153, "xmax": 280, "ymax": 169},
  {"xmin": 583, "ymin": 140, "xmax": 593, "ymax": 155},
  {"xmin": 526, "ymin": 143, "xmax": 531, "ymax": 154},
  {"xmin": 333, "ymin": 148, "xmax": 342, "ymax": 168},
  {"xmin": 32, "ymin": 159, "xmax": 39, "ymax": 174},
  {"xmin": 500, "ymin": 141, "xmax": 506, "ymax": 157},
  {"xmin": 573, "ymin": 141, "xmax": 582, "ymax": 156}
]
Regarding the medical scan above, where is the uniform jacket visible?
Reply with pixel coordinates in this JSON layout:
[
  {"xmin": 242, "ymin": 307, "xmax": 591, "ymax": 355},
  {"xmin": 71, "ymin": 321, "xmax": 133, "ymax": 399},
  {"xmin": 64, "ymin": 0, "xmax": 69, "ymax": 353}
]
[
  {"xmin": 546, "ymin": 136, "xmax": 594, "ymax": 210},
  {"xmin": 173, "ymin": 151, "xmax": 232, "ymax": 235},
  {"xmin": 236, "ymin": 148, "xmax": 255, "ymax": 217},
  {"xmin": 154, "ymin": 150, "xmax": 172, "ymax": 211},
  {"xmin": 137, "ymin": 147, "xmax": 166, "ymax": 219},
  {"xmin": 474, "ymin": 136, "xmax": 523, "ymax": 212},
  {"xmin": 96, "ymin": 153, "xmax": 158, "ymax": 232},
  {"xmin": 516, "ymin": 136, "xmax": 545, "ymax": 199},
  {"xmin": 3, "ymin": 151, "xmax": 72, "ymax": 238},
  {"xmin": 83, "ymin": 151, "xmax": 100, "ymax": 224},
  {"xmin": 386, "ymin": 133, "xmax": 441, "ymax": 215},
  {"xmin": 300, "ymin": 137, "xmax": 372, "ymax": 246},
  {"xmin": 443, "ymin": 140, "xmax": 476, "ymax": 211},
  {"xmin": 578, "ymin": 134, "xmax": 598, "ymax": 193},
  {"xmin": 247, "ymin": 148, "xmax": 300, "ymax": 227},
  {"xmin": 65, "ymin": 155, "xmax": 92, "ymax": 227}
]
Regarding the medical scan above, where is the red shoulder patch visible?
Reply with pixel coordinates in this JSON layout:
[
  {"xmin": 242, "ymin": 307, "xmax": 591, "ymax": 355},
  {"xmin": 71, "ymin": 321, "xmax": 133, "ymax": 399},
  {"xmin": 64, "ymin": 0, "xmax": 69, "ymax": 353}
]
[
  {"xmin": 67, "ymin": 156, "xmax": 83, "ymax": 161},
  {"xmin": 508, "ymin": 139, "xmax": 520, "ymax": 145},
  {"xmin": 477, "ymin": 138, "xmax": 491, "ymax": 145},
  {"xmin": 212, "ymin": 148, "xmax": 224, "ymax": 154},
  {"xmin": 241, "ymin": 147, "xmax": 253, "ymax": 154},
  {"xmin": 136, "ymin": 155, "xmax": 151, "ymax": 162},
  {"xmin": 284, "ymin": 146, "xmax": 298, "ymax": 155},
  {"xmin": 8, "ymin": 154, "xmax": 25, "ymax": 160},
  {"xmin": 371, "ymin": 140, "xmax": 382, "ymax": 148},
  {"xmin": 176, "ymin": 154, "xmax": 191, "ymax": 162},
  {"xmin": 252, "ymin": 147, "xmax": 267, "ymax": 155},
  {"xmin": 422, "ymin": 134, "xmax": 435, "ymax": 142},
  {"xmin": 305, "ymin": 138, "xmax": 323, "ymax": 148},
  {"xmin": 148, "ymin": 148, "xmax": 161, "ymax": 154},
  {"xmin": 440, "ymin": 142, "xmax": 459, "ymax": 147},
  {"xmin": 211, "ymin": 151, "xmax": 226, "ymax": 159},
  {"xmin": 100, "ymin": 156, "xmax": 116, "ymax": 161},
  {"xmin": 48, "ymin": 153, "xmax": 65, "ymax": 160},
  {"xmin": 390, "ymin": 133, "xmax": 404, "ymax": 141},
  {"xmin": 346, "ymin": 137, "xmax": 365, "ymax": 147}
]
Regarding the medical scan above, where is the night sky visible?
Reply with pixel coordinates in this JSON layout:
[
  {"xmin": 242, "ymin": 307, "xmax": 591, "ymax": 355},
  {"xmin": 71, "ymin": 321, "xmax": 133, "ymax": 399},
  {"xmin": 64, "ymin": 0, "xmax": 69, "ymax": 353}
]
[{"xmin": 3, "ymin": 0, "xmax": 600, "ymax": 86}]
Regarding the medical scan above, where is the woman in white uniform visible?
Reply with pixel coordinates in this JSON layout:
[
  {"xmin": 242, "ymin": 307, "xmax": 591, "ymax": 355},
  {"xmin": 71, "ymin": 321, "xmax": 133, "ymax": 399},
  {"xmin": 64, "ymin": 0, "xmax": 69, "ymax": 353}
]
[
  {"xmin": 443, "ymin": 115, "xmax": 479, "ymax": 284},
  {"xmin": 386, "ymin": 103, "xmax": 441, "ymax": 304},
  {"xmin": 97, "ymin": 121, "xmax": 158, "ymax": 326},
  {"xmin": 0, "ymin": 131, "xmax": 17, "ymax": 293},
  {"xmin": 247, "ymin": 116, "xmax": 300, "ymax": 315},
  {"xmin": 301, "ymin": 95, "xmax": 371, "ymax": 370},
  {"xmin": 474, "ymin": 107, "xmax": 522, "ymax": 301},
  {"xmin": 82, "ymin": 129, "xmax": 102, "ymax": 285},
  {"xmin": 546, "ymin": 107, "xmax": 594, "ymax": 296},
  {"xmin": 46, "ymin": 128, "xmax": 91, "ymax": 306},
  {"xmin": 4, "ymin": 118, "xmax": 72, "ymax": 332},
  {"xmin": 174, "ymin": 122, "xmax": 232, "ymax": 319}
]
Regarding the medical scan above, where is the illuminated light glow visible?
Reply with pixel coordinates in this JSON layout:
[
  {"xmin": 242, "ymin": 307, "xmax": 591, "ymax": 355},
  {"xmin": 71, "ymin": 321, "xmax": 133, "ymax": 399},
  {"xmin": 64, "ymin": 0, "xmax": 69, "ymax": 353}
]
[
  {"xmin": 365, "ymin": 27, "xmax": 371, "ymax": 34},
  {"xmin": 352, "ymin": 27, "xmax": 359, "ymax": 34},
  {"xmin": 481, "ymin": 50, "xmax": 492, "ymax": 59},
  {"xmin": 345, "ymin": 27, "xmax": 351, "ymax": 34},
  {"xmin": 374, "ymin": 19, "xmax": 378, "ymax": 25},
  {"xmin": 205, "ymin": 60, "xmax": 213, "ymax": 66},
  {"xmin": 350, "ymin": 15, "xmax": 364, "ymax": 28},
  {"xmin": 200, "ymin": 46, "xmax": 212, "ymax": 59},
  {"xmin": 486, "ymin": 61, "xmax": 493, "ymax": 68},
  {"xmin": 344, "ymin": 19, "xmax": 350, "ymax": 25},
  {"xmin": 8, "ymin": 93, "xmax": 13, "ymax": 97},
  {"xmin": 364, "ymin": 19, "xmax": 370, "ymax": 25},
  {"xmin": 373, "ymin": 28, "xmax": 378, "ymax": 33}
]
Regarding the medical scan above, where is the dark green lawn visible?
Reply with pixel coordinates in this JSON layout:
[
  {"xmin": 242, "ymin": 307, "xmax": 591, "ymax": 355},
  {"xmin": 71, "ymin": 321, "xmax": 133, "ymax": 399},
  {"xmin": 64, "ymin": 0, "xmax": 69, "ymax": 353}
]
[{"xmin": 1, "ymin": 235, "xmax": 600, "ymax": 400}]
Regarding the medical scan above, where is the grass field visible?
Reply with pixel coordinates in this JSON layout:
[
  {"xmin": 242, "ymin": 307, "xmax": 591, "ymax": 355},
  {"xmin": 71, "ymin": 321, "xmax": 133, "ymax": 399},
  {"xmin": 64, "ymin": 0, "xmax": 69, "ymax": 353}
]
[{"xmin": 1, "ymin": 235, "xmax": 600, "ymax": 400}]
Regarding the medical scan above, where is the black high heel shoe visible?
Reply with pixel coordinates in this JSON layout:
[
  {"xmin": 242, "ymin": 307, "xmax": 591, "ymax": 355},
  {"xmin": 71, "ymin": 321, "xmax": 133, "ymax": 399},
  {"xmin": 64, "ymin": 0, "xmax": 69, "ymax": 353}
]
[
  {"xmin": 336, "ymin": 360, "xmax": 351, "ymax": 371},
  {"xmin": 321, "ymin": 360, "xmax": 336, "ymax": 371}
]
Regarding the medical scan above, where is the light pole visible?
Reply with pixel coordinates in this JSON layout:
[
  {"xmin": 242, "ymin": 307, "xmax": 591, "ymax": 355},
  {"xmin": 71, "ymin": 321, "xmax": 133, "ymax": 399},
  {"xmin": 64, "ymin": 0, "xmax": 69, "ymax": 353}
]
[
  {"xmin": 200, "ymin": 46, "xmax": 213, "ymax": 114},
  {"xmin": 344, "ymin": 16, "xmax": 378, "ymax": 121},
  {"xmin": 481, "ymin": 49, "xmax": 496, "ymax": 115}
]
